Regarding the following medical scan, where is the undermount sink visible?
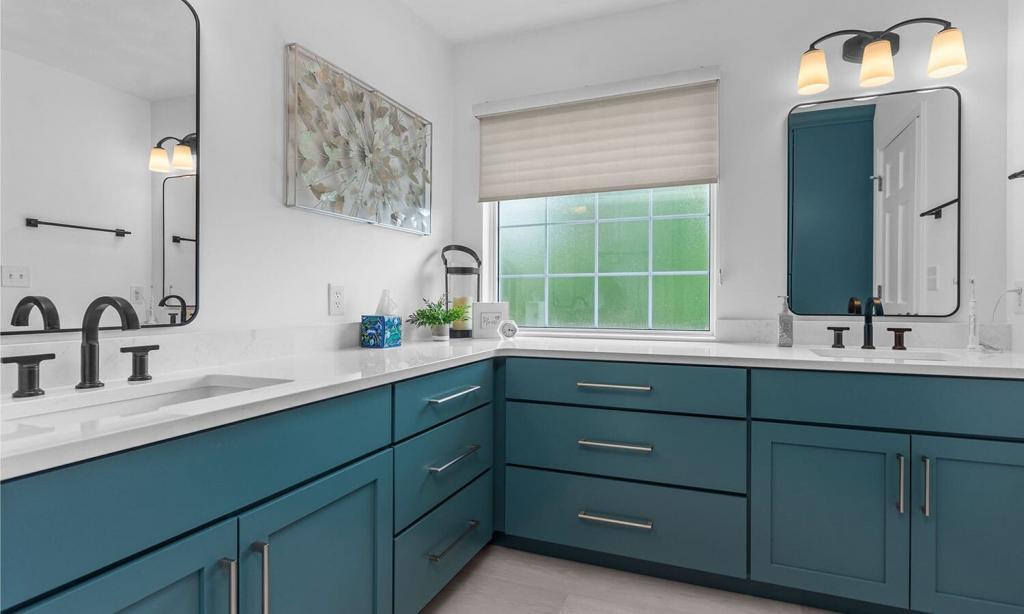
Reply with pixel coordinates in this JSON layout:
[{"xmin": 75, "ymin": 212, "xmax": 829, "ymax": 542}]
[
  {"xmin": 1, "ymin": 374, "xmax": 292, "ymax": 445},
  {"xmin": 811, "ymin": 347, "xmax": 956, "ymax": 362}
]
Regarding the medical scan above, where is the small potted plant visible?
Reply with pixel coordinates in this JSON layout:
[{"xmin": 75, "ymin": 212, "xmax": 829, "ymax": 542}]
[{"xmin": 407, "ymin": 296, "xmax": 469, "ymax": 341}]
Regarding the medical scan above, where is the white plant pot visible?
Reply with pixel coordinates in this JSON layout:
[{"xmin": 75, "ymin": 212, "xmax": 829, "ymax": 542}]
[{"xmin": 430, "ymin": 324, "xmax": 450, "ymax": 341}]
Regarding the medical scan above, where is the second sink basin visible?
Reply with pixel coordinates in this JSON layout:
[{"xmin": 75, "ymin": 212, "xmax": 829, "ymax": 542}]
[{"xmin": 811, "ymin": 348, "xmax": 956, "ymax": 362}]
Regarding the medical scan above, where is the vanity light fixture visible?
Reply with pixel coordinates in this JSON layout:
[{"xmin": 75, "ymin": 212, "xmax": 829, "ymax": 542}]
[
  {"xmin": 148, "ymin": 132, "xmax": 198, "ymax": 172},
  {"xmin": 797, "ymin": 18, "xmax": 967, "ymax": 95}
]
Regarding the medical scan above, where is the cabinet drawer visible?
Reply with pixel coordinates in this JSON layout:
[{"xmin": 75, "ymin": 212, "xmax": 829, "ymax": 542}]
[
  {"xmin": 395, "ymin": 470, "xmax": 493, "ymax": 614},
  {"xmin": 394, "ymin": 360, "xmax": 493, "ymax": 440},
  {"xmin": 505, "ymin": 467, "xmax": 746, "ymax": 578},
  {"xmin": 507, "ymin": 402, "xmax": 746, "ymax": 493},
  {"xmin": 0, "ymin": 386, "xmax": 391, "ymax": 611},
  {"xmin": 394, "ymin": 404, "xmax": 493, "ymax": 531},
  {"xmin": 752, "ymin": 369, "xmax": 1024, "ymax": 438},
  {"xmin": 506, "ymin": 358, "xmax": 746, "ymax": 417}
]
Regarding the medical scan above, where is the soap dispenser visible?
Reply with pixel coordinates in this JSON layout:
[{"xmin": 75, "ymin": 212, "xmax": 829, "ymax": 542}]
[
  {"xmin": 967, "ymin": 279, "xmax": 981, "ymax": 351},
  {"xmin": 777, "ymin": 295, "xmax": 794, "ymax": 347}
]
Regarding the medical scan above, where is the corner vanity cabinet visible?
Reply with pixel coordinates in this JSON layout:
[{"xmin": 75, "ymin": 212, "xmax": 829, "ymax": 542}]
[{"xmin": 3, "ymin": 355, "xmax": 1022, "ymax": 614}]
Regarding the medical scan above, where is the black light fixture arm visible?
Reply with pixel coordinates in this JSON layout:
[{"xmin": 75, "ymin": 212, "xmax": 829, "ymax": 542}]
[
  {"xmin": 881, "ymin": 17, "xmax": 952, "ymax": 35},
  {"xmin": 808, "ymin": 29, "xmax": 871, "ymax": 51},
  {"xmin": 807, "ymin": 18, "xmax": 955, "ymax": 55},
  {"xmin": 153, "ymin": 132, "xmax": 198, "ymax": 150}
]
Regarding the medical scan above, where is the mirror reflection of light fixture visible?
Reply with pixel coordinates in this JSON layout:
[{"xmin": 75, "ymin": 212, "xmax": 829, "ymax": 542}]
[
  {"xmin": 149, "ymin": 132, "xmax": 197, "ymax": 172},
  {"xmin": 797, "ymin": 18, "xmax": 967, "ymax": 95}
]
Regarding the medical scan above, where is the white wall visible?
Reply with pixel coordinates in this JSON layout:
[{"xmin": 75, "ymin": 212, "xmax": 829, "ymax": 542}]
[
  {"xmin": 187, "ymin": 0, "xmax": 454, "ymax": 333},
  {"xmin": 451, "ymin": 0, "xmax": 1010, "ymax": 326},
  {"xmin": 1, "ymin": 50, "xmax": 153, "ymax": 330},
  {"xmin": 1009, "ymin": 2, "xmax": 1024, "ymax": 349}
]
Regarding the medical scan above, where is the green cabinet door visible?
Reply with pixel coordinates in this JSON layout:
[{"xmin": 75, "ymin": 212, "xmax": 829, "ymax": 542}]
[
  {"xmin": 751, "ymin": 422, "xmax": 910, "ymax": 608},
  {"xmin": 911, "ymin": 436, "xmax": 1024, "ymax": 613},
  {"xmin": 16, "ymin": 520, "xmax": 237, "ymax": 614},
  {"xmin": 238, "ymin": 450, "xmax": 394, "ymax": 614}
]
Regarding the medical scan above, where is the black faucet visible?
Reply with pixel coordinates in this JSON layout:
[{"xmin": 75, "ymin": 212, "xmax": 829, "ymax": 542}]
[
  {"xmin": 10, "ymin": 296, "xmax": 61, "ymax": 331},
  {"xmin": 77, "ymin": 296, "xmax": 141, "ymax": 389},
  {"xmin": 158, "ymin": 294, "xmax": 188, "ymax": 324},
  {"xmin": 848, "ymin": 296, "xmax": 884, "ymax": 349}
]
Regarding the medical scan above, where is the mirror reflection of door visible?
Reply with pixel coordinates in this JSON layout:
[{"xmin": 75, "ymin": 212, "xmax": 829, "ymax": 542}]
[{"xmin": 788, "ymin": 88, "xmax": 960, "ymax": 317}]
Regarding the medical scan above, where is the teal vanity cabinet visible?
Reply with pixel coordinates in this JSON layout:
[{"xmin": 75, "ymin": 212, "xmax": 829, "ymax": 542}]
[
  {"xmin": 911, "ymin": 436, "xmax": 1024, "ymax": 614},
  {"xmin": 16, "ymin": 520, "xmax": 238, "ymax": 614},
  {"xmin": 750, "ymin": 422, "xmax": 911, "ymax": 608},
  {"xmin": 238, "ymin": 450, "xmax": 394, "ymax": 614}
]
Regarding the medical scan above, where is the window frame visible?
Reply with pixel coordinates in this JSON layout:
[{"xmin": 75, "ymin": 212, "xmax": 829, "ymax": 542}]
[{"xmin": 484, "ymin": 185, "xmax": 718, "ymax": 340}]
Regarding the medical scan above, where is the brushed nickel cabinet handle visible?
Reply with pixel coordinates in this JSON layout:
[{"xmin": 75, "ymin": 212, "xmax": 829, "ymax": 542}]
[
  {"xmin": 576, "ymin": 382, "xmax": 653, "ymax": 392},
  {"xmin": 251, "ymin": 542, "xmax": 269, "ymax": 614},
  {"xmin": 427, "ymin": 385, "xmax": 482, "ymax": 404},
  {"xmin": 427, "ymin": 520, "xmax": 480, "ymax": 562},
  {"xmin": 897, "ymin": 453, "xmax": 906, "ymax": 514},
  {"xmin": 429, "ymin": 444, "xmax": 481, "ymax": 474},
  {"xmin": 577, "ymin": 439, "xmax": 654, "ymax": 454},
  {"xmin": 577, "ymin": 510, "xmax": 653, "ymax": 530},
  {"xmin": 218, "ymin": 558, "xmax": 238, "ymax": 614},
  {"xmin": 922, "ymin": 456, "xmax": 932, "ymax": 518}
]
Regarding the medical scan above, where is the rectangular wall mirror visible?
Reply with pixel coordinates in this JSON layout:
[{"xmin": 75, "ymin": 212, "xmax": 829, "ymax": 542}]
[
  {"xmin": 787, "ymin": 87, "xmax": 960, "ymax": 317},
  {"xmin": 1, "ymin": 0, "xmax": 200, "ymax": 334}
]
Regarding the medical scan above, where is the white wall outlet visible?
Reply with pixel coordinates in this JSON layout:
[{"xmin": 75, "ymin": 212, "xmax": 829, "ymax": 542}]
[
  {"xmin": 1, "ymin": 265, "xmax": 30, "ymax": 288},
  {"xmin": 1014, "ymin": 282, "xmax": 1024, "ymax": 315},
  {"xmin": 130, "ymin": 286, "xmax": 147, "ymax": 304},
  {"xmin": 328, "ymin": 283, "xmax": 345, "ymax": 316}
]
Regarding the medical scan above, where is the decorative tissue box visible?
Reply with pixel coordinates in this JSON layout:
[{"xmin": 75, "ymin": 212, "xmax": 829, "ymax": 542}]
[{"xmin": 360, "ymin": 315, "xmax": 402, "ymax": 348}]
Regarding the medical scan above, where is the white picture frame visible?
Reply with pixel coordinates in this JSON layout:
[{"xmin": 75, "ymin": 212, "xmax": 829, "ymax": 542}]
[{"xmin": 472, "ymin": 302, "xmax": 509, "ymax": 338}]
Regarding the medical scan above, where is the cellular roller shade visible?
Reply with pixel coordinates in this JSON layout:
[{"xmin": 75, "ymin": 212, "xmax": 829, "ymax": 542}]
[{"xmin": 478, "ymin": 80, "xmax": 718, "ymax": 203}]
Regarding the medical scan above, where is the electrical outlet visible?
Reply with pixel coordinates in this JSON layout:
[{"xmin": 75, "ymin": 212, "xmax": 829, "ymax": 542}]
[
  {"xmin": 1, "ymin": 265, "xmax": 30, "ymax": 288},
  {"xmin": 328, "ymin": 283, "xmax": 345, "ymax": 316},
  {"xmin": 130, "ymin": 286, "xmax": 147, "ymax": 304},
  {"xmin": 1014, "ymin": 281, "xmax": 1024, "ymax": 315}
]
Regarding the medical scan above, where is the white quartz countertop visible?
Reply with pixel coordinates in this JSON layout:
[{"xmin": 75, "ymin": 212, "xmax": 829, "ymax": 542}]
[{"xmin": 3, "ymin": 337, "xmax": 1023, "ymax": 480}]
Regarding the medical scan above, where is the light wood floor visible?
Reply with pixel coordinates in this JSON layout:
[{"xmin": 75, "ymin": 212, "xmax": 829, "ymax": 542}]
[{"xmin": 423, "ymin": 546, "xmax": 833, "ymax": 614}]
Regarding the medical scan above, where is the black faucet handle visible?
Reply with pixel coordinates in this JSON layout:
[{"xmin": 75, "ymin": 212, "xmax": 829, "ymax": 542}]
[
  {"xmin": 887, "ymin": 328, "xmax": 912, "ymax": 351},
  {"xmin": 120, "ymin": 345, "xmax": 159, "ymax": 382},
  {"xmin": 826, "ymin": 326, "xmax": 851, "ymax": 349},
  {"xmin": 2, "ymin": 353, "xmax": 56, "ymax": 398}
]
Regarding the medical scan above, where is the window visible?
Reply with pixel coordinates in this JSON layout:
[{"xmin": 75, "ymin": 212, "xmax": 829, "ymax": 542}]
[{"xmin": 497, "ymin": 185, "xmax": 712, "ymax": 332}]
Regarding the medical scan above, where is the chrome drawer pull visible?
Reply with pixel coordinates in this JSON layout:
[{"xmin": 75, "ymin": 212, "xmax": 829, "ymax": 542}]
[
  {"xmin": 219, "ymin": 558, "xmax": 238, "ymax": 614},
  {"xmin": 429, "ymin": 444, "xmax": 482, "ymax": 474},
  {"xmin": 922, "ymin": 456, "xmax": 932, "ymax": 518},
  {"xmin": 427, "ymin": 385, "xmax": 482, "ymax": 405},
  {"xmin": 577, "ymin": 510, "xmax": 653, "ymax": 531},
  {"xmin": 251, "ymin": 542, "xmax": 269, "ymax": 614},
  {"xmin": 577, "ymin": 439, "xmax": 654, "ymax": 454},
  {"xmin": 896, "ymin": 453, "xmax": 906, "ymax": 514},
  {"xmin": 427, "ymin": 520, "xmax": 481, "ymax": 562},
  {"xmin": 576, "ymin": 382, "xmax": 652, "ymax": 392}
]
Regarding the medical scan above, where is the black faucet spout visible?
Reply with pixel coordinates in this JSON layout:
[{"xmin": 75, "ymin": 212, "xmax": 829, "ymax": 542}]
[
  {"xmin": 860, "ymin": 296, "xmax": 884, "ymax": 349},
  {"xmin": 11, "ymin": 296, "xmax": 61, "ymax": 331},
  {"xmin": 158, "ymin": 294, "xmax": 188, "ymax": 324},
  {"xmin": 77, "ymin": 296, "xmax": 141, "ymax": 389}
]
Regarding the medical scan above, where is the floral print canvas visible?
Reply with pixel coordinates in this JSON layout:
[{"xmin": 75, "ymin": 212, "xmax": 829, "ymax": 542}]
[{"xmin": 285, "ymin": 44, "xmax": 432, "ymax": 234}]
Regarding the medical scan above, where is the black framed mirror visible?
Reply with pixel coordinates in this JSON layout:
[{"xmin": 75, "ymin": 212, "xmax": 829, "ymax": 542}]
[
  {"xmin": 1, "ymin": 0, "xmax": 200, "ymax": 335},
  {"xmin": 787, "ymin": 87, "xmax": 960, "ymax": 317}
]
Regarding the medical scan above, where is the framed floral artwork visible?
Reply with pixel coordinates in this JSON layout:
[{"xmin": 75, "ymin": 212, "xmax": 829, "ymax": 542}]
[{"xmin": 285, "ymin": 44, "xmax": 432, "ymax": 234}]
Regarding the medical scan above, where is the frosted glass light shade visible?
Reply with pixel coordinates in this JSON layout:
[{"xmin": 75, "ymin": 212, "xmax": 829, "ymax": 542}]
[
  {"xmin": 859, "ymin": 39, "xmax": 895, "ymax": 88},
  {"xmin": 149, "ymin": 147, "xmax": 171, "ymax": 172},
  {"xmin": 797, "ymin": 49, "xmax": 830, "ymax": 95},
  {"xmin": 171, "ymin": 144, "xmax": 195, "ymax": 170},
  {"xmin": 928, "ymin": 27, "xmax": 967, "ymax": 78}
]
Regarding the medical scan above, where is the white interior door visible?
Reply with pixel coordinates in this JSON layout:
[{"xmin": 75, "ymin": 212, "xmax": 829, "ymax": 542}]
[{"xmin": 877, "ymin": 117, "xmax": 919, "ymax": 314}]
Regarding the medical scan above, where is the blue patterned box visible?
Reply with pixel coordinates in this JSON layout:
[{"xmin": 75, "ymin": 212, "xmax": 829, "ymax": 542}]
[{"xmin": 360, "ymin": 315, "xmax": 402, "ymax": 348}]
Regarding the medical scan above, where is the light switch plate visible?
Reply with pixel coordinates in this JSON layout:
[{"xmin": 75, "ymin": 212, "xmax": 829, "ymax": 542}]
[
  {"xmin": 1014, "ymin": 281, "xmax": 1024, "ymax": 315},
  {"xmin": 1, "ymin": 265, "xmax": 30, "ymax": 288},
  {"xmin": 328, "ymin": 283, "xmax": 345, "ymax": 316}
]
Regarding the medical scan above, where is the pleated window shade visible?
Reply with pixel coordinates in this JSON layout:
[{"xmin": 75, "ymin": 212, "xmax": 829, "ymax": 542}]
[{"xmin": 478, "ymin": 81, "xmax": 718, "ymax": 203}]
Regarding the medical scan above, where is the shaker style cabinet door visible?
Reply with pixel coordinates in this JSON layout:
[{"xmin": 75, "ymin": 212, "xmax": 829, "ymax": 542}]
[
  {"xmin": 751, "ymin": 423, "xmax": 910, "ymax": 608},
  {"xmin": 238, "ymin": 450, "xmax": 394, "ymax": 614},
  {"xmin": 15, "ymin": 520, "xmax": 237, "ymax": 614},
  {"xmin": 911, "ymin": 436, "xmax": 1024, "ymax": 614}
]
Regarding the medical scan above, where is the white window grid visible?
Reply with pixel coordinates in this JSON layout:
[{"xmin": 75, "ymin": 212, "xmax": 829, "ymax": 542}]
[{"xmin": 497, "ymin": 187, "xmax": 713, "ymax": 330}]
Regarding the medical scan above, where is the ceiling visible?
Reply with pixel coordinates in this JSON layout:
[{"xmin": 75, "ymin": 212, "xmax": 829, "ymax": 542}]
[
  {"xmin": 397, "ymin": 0, "xmax": 679, "ymax": 44},
  {"xmin": 1, "ymin": 0, "xmax": 196, "ymax": 101}
]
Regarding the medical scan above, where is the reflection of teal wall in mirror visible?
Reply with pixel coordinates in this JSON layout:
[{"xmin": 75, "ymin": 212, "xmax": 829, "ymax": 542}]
[{"xmin": 788, "ymin": 105, "xmax": 875, "ymax": 315}]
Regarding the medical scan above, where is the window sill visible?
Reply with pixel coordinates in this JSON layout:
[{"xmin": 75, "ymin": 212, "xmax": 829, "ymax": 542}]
[{"xmin": 516, "ymin": 328, "xmax": 717, "ymax": 342}]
